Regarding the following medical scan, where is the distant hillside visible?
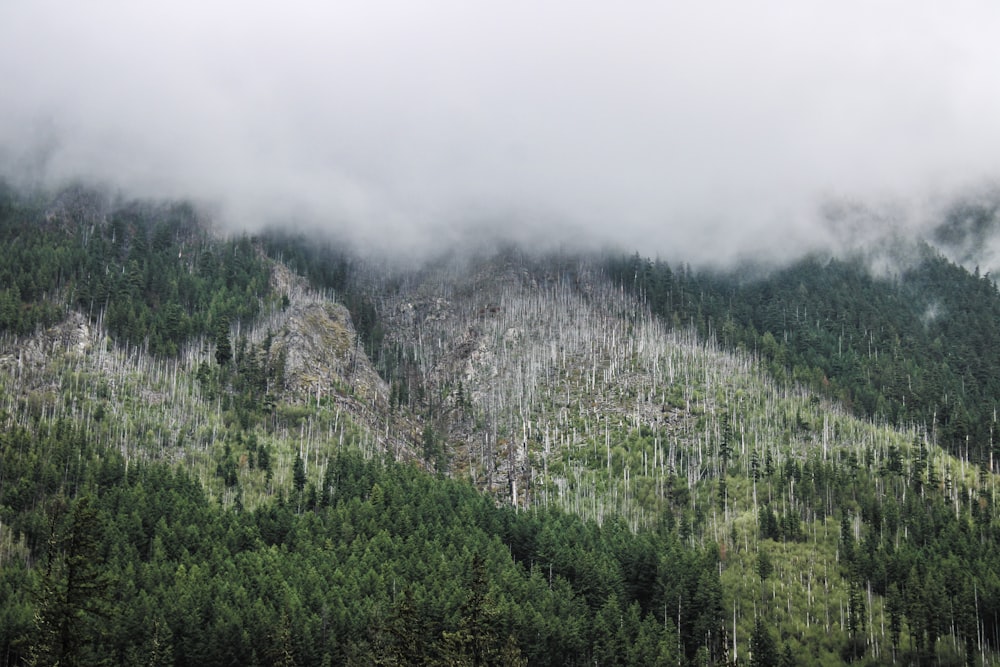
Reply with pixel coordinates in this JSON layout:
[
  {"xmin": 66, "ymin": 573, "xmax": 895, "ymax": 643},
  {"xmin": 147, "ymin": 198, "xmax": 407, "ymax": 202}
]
[
  {"xmin": 3, "ymin": 185, "xmax": 1000, "ymax": 665},
  {"xmin": 932, "ymin": 191, "xmax": 1000, "ymax": 275},
  {"xmin": 0, "ymin": 185, "xmax": 270, "ymax": 355},
  {"xmin": 609, "ymin": 244, "xmax": 1000, "ymax": 467},
  {"xmin": 260, "ymin": 237, "xmax": 1000, "ymax": 665}
]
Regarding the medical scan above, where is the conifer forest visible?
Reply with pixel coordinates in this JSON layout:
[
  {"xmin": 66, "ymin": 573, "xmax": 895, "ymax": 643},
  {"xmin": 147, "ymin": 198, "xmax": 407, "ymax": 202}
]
[{"xmin": 5, "ymin": 184, "xmax": 1000, "ymax": 666}]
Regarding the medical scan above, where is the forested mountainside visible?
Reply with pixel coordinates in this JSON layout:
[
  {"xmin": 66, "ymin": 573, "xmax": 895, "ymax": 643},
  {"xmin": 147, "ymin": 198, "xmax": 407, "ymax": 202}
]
[
  {"xmin": 607, "ymin": 240, "xmax": 1000, "ymax": 464},
  {"xmin": 3, "ymin": 185, "xmax": 1000, "ymax": 666},
  {"xmin": 931, "ymin": 193, "xmax": 1000, "ymax": 276}
]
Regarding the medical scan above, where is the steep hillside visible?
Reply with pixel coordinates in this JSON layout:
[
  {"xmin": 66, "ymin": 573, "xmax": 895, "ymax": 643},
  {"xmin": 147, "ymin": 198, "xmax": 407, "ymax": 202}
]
[
  {"xmin": 342, "ymin": 246, "xmax": 1000, "ymax": 664},
  {"xmin": 0, "ymin": 260, "xmax": 400, "ymax": 507},
  {"xmin": 3, "ymin": 186, "xmax": 1000, "ymax": 665},
  {"xmin": 609, "ymin": 245, "xmax": 1000, "ymax": 464},
  {"xmin": 0, "ymin": 192, "xmax": 723, "ymax": 665}
]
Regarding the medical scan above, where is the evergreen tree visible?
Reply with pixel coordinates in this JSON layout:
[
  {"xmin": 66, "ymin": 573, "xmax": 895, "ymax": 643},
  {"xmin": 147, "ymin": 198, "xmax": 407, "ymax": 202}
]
[
  {"xmin": 293, "ymin": 453, "xmax": 306, "ymax": 494},
  {"xmin": 215, "ymin": 321, "xmax": 233, "ymax": 366},
  {"xmin": 29, "ymin": 496, "xmax": 112, "ymax": 667},
  {"xmin": 749, "ymin": 619, "xmax": 778, "ymax": 667}
]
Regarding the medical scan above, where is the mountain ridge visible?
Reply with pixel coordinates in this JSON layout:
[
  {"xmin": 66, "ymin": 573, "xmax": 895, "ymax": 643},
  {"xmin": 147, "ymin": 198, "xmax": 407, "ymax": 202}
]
[{"xmin": 3, "ymin": 185, "xmax": 1000, "ymax": 664}]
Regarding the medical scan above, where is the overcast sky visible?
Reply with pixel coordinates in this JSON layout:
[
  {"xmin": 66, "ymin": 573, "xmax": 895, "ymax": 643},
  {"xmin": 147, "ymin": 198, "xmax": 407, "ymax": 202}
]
[{"xmin": 2, "ymin": 1, "xmax": 999, "ymax": 264}]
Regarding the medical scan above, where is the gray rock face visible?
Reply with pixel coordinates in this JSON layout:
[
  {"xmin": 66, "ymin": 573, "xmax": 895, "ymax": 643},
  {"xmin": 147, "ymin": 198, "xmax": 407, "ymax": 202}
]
[
  {"xmin": 0, "ymin": 311, "xmax": 91, "ymax": 380},
  {"xmin": 261, "ymin": 260, "xmax": 388, "ymax": 408},
  {"xmin": 271, "ymin": 299, "xmax": 387, "ymax": 409}
]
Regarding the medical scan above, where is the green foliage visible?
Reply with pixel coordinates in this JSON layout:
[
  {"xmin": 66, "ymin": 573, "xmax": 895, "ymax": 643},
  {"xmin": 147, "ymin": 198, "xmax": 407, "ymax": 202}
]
[
  {"xmin": 214, "ymin": 320, "xmax": 232, "ymax": 366},
  {"xmin": 608, "ymin": 246, "xmax": 1000, "ymax": 463},
  {"xmin": 750, "ymin": 618, "xmax": 778, "ymax": 667},
  {"xmin": 292, "ymin": 452, "xmax": 306, "ymax": 493},
  {"xmin": 1, "ymin": 428, "xmax": 723, "ymax": 667},
  {"xmin": 757, "ymin": 548, "xmax": 773, "ymax": 583},
  {"xmin": 422, "ymin": 423, "xmax": 448, "ymax": 473},
  {"xmin": 0, "ymin": 186, "xmax": 270, "ymax": 355},
  {"xmin": 28, "ymin": 495, "xmax": 112, "ymax": 667},
  {"xmin": 9, "ymin": 194, "xmax": 1000, "ymax": 665}
]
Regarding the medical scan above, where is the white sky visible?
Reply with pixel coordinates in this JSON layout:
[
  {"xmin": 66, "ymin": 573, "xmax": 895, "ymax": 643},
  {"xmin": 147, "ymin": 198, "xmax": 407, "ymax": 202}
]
[{"xmin": 2, "ymin": 1, "xmax": 999, "ymax": 263}]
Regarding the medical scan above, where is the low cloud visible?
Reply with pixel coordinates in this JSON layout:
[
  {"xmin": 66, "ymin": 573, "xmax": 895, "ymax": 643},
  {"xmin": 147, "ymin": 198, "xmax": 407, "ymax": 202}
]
[{"xmin": 2, "ymin": 1, "xmax": 1000, "ymax": 264}]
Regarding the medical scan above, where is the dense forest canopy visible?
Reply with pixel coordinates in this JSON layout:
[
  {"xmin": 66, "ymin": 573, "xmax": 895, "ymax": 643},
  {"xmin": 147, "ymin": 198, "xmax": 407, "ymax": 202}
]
[
  {"xmin": 0, "ymin": 425, "xmax": 727, "ymax": 666},
  {"xmin": 0, "ymin": 187, "xmax": 271, "ymax": 356}
]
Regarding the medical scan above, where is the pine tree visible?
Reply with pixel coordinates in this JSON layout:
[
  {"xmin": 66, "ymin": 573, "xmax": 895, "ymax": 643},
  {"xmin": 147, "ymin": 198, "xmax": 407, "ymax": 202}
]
[
  {"xmin": 293, "ymin": 453, "xmax": 306, "ymax": 494},
  {"xmin": 886, "ymin": 582, "xmax": 903, "ymax": 656},
  {"xmin": 29, "ymin": 495, "xmax": 112, "ymax": 667},
  {"xmin": 215, "ymin": 321, "xmax": 232, "ymax": 366},
  {"xmin": 377, "ymin": 588, "xmax": 429, "ymax": 665},
  {"xmin": 749, "ymin": 619, "xmax": 778, "ymax": 667},
  {"xmin": 757, "ymin": 549, "xmax": 773, "ymax": 584}
]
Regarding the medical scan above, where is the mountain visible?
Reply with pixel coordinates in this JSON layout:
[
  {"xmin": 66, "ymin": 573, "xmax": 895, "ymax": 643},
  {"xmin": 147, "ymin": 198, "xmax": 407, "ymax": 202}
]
[
  {"xmin": 932, "ymin": 190, "xmax": 1000, "ymax": 276},
  {"xmin": 2, "ymin": 184, "xmax": 1000, "ymax": 665},
  {"xmin": 608, "ymin": 244, "xmax": 1000, "ymax": 464}
]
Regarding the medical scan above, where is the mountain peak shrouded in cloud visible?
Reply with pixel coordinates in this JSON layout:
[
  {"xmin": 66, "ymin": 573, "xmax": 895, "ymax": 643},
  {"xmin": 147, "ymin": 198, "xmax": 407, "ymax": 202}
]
[{"xmin": 2, "ymin": 1, "xmax": 999, "ymax": 263}]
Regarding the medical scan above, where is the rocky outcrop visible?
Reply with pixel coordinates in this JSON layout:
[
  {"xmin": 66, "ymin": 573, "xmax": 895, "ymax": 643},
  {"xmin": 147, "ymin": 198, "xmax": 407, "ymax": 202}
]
[
  {"xmin": 270, "ymin": 299, "xmax": 387, "ymax": 408},
  {"xmin": 0, "ymin": 310, "xmax": 93, "ymax": 380},
  {"xmin": 251, "ymin": 260, "xmax": 415, "ymax": 457}
]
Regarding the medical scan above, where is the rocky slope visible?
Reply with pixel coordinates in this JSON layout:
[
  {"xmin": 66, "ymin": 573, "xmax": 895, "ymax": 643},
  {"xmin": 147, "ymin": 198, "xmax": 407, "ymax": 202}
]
[
  {"xmin": 365, "ymin": 251, "xmax": 941, "ymax": 529},
  {"xmin": 0, "ymin": 253, "xmax": 414, "ymax": 501}
]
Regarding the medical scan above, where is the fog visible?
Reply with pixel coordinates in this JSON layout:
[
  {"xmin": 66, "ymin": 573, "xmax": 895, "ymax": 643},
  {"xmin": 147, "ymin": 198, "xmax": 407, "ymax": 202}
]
[{"xmin": 2, "ymin": 1, "xmax": 999, "ymax": 265}]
